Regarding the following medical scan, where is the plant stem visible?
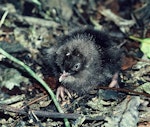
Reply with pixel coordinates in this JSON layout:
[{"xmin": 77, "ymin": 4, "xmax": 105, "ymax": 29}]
[
  {"xmin": 0, "ymin": 47, "xmax": 70, "ymax": 127},
  {"xmin": 129, "ymin": 36, "xmax": 142, "ymax": 43}
]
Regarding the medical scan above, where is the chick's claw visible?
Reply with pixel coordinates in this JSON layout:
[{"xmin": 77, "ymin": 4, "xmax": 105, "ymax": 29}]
[{"xmin": 56, "ymin": 86, "xmax": 72, "ymax": 101}]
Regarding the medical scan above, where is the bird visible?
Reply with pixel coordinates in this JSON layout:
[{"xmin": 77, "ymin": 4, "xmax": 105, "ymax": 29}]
[{"xmin": 42, "ymin": 27, "xmax": 123, "ymax": 99}]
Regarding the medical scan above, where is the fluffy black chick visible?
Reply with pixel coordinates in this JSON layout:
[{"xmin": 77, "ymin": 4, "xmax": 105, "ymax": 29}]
[{"xmin": 43, "ymin": 28, "xmax": 123, "ymax": 96}]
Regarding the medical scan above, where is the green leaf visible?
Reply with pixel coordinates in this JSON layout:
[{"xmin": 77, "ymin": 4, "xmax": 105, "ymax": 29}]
[
  {"xmin": 129, "ymin": 36, "xmax": 150, "ymax": 58},
  {"xmin": 137, "ymin": 82, "xmax": 150, "ymax": 94}
]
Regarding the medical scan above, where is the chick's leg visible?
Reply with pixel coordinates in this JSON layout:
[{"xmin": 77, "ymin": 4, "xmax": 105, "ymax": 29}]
[
  {"xmin": 56, "ymin": 86, "xmax": 72, "ymax": 101},
  {"xmin": 109, "ymin": 72, "xmax": 119, "ymax": 88}
]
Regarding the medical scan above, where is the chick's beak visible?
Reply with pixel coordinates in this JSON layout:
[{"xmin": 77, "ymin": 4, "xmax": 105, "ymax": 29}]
[{"xmin": 59, "ymin": 71, "xmax": 70, "ymax": 82}]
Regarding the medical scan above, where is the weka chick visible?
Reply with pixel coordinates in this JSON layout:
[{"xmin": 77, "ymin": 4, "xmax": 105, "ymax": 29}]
[{"xmin": 43, "ymin": 28, "xmax": 123, "ymax": 97}]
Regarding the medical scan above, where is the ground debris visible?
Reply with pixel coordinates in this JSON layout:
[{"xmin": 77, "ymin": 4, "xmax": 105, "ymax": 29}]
[{"xmin": 0, "ymin": 0, "xmax": 150, "ymax": 126}]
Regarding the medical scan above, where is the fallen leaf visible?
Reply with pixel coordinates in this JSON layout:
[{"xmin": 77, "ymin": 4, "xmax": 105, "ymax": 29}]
[
  {"xmin": 0, "ymin": 68, "xmax": 29, "ymax": 90},
  {"xmin": 129, "ymin": 36, "xmax": 150, "ymax": 58}
]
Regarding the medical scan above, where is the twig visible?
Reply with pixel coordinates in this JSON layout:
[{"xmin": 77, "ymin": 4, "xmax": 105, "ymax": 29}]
[
  {"xmin": 11, "ymin": 14, "xmax": 59, "ymax": 27},
  {"xmin": 0, "ymin": 4, "xmax": 59, "ymax": 27},
  {"xmin": 21, "ymin": 94, "xmax": 48, "ymax": 109},
  {"xmin": 0, "ymin": 48, "xmax": 70, "ymax": 127},
  {"xmin": 0, "ymin": 104, "xmax": 104, "ymax": 121},
  {"xmin": 99, "ymin": 7, "xmax": 135, "ymax": 33},
  {"xmin": 73, "ymin": 6, "xmax": 88, "ymax": 24},
  {"xmin": 98, "ymin": 86, "xmax": 150, "ymax": 97}
]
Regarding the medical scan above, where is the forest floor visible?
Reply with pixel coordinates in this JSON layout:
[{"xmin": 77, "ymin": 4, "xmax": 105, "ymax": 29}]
[{"xmin": 0, "ymin": 0, "xmax": 150, "ymax": 127}]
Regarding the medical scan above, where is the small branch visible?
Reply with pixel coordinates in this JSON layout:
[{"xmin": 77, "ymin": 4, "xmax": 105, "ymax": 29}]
[
  {"xmin": 0, "ymin": 4, "xmax": 59, "ymax": 28},
  {"xmin": 99, "ymin": 7, "xmax": 135, "ymax": 33},
  {"xmin": 73, "ymin": 6, "xmax": 88, "ymax": 25},
  {"xmin": 0, "ymin": 48, "xmax": 70, "ymax": 127},
  {"xmin": 11, "ymin": 14, "xmax": 59, "ymax": 27},
  {"xmin": 98, "ymin": 86, "xmax": 150, "ymax": 97},
  {"xmin": 0, "ymin": 104, "xmax": 104, "ymax": 121},
  {"xmin": 21, "ymin": 94, "xmax": 48, "ymax": 109}
]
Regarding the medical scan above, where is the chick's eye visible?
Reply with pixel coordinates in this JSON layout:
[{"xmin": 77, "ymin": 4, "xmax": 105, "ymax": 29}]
[{"xmin": 72, "ymin": 63, "xmax": 81, "ymax": 71}]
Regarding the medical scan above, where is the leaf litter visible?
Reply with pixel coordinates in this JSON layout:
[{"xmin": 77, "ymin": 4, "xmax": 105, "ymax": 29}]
[{"xmin": 0, "ymin": 0, "xmax": 150, "ymax": 127}]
